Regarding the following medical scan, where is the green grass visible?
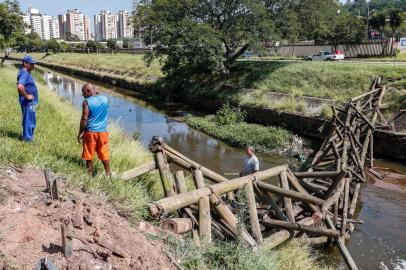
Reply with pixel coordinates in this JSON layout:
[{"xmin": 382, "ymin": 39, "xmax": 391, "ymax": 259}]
[
  {"xmin": 350, "ymin": 51, "xmax": 406, "ymax": 62},
  {"xmin": 0, "ymin": 65, "xmax": 163, "ymax": 219},
  {"xmin": 165, "ymin": 236, "xmax": 331, "ymax": 270},
  {"xmin": 185, "ymin": 115, "xmax": 292, "ymax": 154},
  {"xmin": 10, "ymin": 52, "xmax": 163, "ymax": 83}
]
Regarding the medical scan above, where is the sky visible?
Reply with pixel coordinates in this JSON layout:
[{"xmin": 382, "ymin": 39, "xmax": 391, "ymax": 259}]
[{"xmin": 18, "ymin": 0, "xmax": 135, "ymax": 33}]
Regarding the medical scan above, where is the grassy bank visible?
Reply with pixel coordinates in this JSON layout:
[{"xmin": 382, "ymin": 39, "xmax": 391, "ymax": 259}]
[
  {"xmin": 8, "ymin": 53, "xmax": 406, "ymax": 116},
  {"xmin": 185, "ymin": 105, "xmax": 293, "ymax": 154},
  {"xmin": 10, "ymin": 52, "xmax": 162, "ymax": 83},
  {"xmin": 0, "ymin": 65, "xmax": 330, "ymax": 270},
  {"xmin": 0, "ymin": 64, "xmax": 160, "ymax": 219}
]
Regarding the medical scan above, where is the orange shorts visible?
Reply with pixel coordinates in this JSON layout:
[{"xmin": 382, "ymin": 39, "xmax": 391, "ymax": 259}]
[{"xmin": 82, "ymin": 131, "xmax": 109, "ymax": 161}]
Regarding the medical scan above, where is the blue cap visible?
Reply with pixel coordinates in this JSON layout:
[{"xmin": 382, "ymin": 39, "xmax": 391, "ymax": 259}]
[{"xmin": 22, "ymin": 55, "xmax": 37, "ymax": 64}]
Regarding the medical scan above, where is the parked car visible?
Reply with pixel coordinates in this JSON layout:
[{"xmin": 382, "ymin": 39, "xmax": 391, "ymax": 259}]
[{"xmin": 305, "ymin": 50, "xmax": 345, "ymax": 61}]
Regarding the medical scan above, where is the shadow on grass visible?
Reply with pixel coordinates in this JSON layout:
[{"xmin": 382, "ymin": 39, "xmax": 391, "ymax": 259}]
[
  {"xmin": 150, "ymin": 60, "xmax": 293, "ymax": 102},
  {"xmin": 0, "ymin": 128, "xmax": 22, "ymax": 141}
]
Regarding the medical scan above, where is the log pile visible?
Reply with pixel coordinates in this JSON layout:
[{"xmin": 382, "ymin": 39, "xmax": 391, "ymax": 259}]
[{"xmin": 121, "ymin": 77, "xmax": 391, "ymax": 270}]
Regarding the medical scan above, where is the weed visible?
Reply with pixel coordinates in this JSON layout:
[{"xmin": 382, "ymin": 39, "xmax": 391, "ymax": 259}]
[{"xmin": 215, "ymin": 103, "xmax": 246, "ymax": 125}]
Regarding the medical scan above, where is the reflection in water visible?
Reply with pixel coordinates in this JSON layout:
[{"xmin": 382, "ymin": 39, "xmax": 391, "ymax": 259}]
[{"xmin": 42, "ymin": 68, "xmax": 406, "ymax": 270}]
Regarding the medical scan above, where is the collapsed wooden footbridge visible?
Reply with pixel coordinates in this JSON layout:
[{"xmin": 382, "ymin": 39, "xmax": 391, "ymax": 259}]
[{"xmin": 121, "ymin": 76, "xmax": 392, "ymax": 270}]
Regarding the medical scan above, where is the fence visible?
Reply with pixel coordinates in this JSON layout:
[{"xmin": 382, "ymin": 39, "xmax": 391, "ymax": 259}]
[{"xmin": 266, "ymin": 41, "xmax": 393, "ymax": 58}]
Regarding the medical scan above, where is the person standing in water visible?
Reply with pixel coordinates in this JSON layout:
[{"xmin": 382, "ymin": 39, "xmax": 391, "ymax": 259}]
[
  {"xmin": 77, "ymin": 83, "xmax": 111, "ymax": 176},
  {"xmin": 242, "ymin": 146, "xmax": 259, "ymax": 176}
]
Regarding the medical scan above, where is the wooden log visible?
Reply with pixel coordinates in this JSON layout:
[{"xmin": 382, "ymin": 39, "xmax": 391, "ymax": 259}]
[
  {"xmin": 325, "ymin": 216, "xmax": 358, "ymax": 270},
  {"xmin": 121, "ymin": 161, "xmax": 156, "ymax": 180},
  {"xmin": 163, "ymin": 218, "xmax": 193, "ymax": 234},
  {"xmin": 297, "ymin": 236, "xmax": 328, "ymax": 246},
  {"xmin": 253, "ymin": 182, "xmax": 287, "ymax": 221},
  {"xmin": 324, "ymin": 170, "xmax": 347, "ymax": 199},
  {"xmin": 256, "ymin": 181, "xmax": 325, "ymax": 206},
  {"xmin": 94, "ymin": 237, "xmax": 128, "ymax": 258},
  {"xmin": 333, "ymin": 198, "xmax": 339, "ymax": 227},
  {"xmin": 280, "ymin": 171, "xmax": 294, "ymax": 223},
  {"xmin": 259, "ymin": 217, "xmax": 314, "ymax": 250},
  {"xmin": 293, "ymin": 171, "xmax": 341, "ymax": 179},
  {"xmin": 165, "ymin": 151, "xmax": 235, "ymax": 200},
  {"xmin": 245, "ymin": 180, "xmax": 263, "ymax": 242},
  {"xmin": 349, "ymin": 183, "xmax": 361, "ymax": 218},
  {"xmin": 194, "ymin": 170, "xmax": 211, "ymax": 244},
  {"xmin": 72, "ymin": 199, "xmax": 83, "ymax": 229},
  {"xmin": 286, "ymin": 171, "xmax": 319, "ymax": 213},
  {"xmin": 148, "ymin": 166, "xmax": 288, "ymax": 217},
  {"xmin": 350, "ymin": 103, "xmax": 375, "ymax": 130},
  {"xmin": 367, "ymin": 168, "xmax": 383, "ymax": 179},
  {"xmin": 262, "ymin": 219, "xmax": 340, "ymax": 238},
  {"xmin": 348, "ymin": 168, "xmax": 365, "ymax": 183},
  {"xmin": 174, "ymin": 170, "xmax": 198, "ymax": 225},
  {"xmin": 155, "ymin": 151, "xmax": 176, "ymax": 197},
  {"xmin": 341, "ymin": 178, "xmax": 350, "ymax": 236},
  {"xmin": 322, "ymin": 176, "xmax": 346, "ymax": 214},
  {"xmin": 369, "ymin": 135, "xmax": 374, "ymax": 168},
  {"xmin": 351, "ymin": 87, "xmax": 381, "ymax": 102},
  {"xmin": 61, "ymin": 219, "xmax": 73, "ymax": 258}
]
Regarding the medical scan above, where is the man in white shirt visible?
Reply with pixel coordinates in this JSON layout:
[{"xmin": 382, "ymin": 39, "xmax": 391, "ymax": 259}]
[{"xmin": 242, "ymin": 146, "xmax": 259, "ymax": 176}]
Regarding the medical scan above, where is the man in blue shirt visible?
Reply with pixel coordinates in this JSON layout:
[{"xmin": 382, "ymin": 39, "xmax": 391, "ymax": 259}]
[
  {"xmin": 77, "ymin": 83, "xmax": 111, "ymax": 176},
  {"xmin": 17, "ymin": 56, "xmax": 38, "ymax": 142}
]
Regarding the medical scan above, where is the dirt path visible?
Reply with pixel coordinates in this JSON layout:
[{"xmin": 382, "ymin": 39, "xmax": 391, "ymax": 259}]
[{"xmin": 0, "ymin": 167, "xmax": 177, "ymax": 270}]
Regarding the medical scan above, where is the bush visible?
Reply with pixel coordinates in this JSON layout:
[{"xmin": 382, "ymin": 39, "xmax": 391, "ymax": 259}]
[{"xmin": 215, "ymin": 103, "xmax": 246, "ymax": 125}]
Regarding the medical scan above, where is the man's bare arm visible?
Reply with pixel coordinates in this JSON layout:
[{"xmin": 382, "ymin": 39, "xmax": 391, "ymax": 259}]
[
  {"xmin": 77, "ymin": 100, "xmax": 89, "ymax": 143},
  {"xmin": 17, "ymin": 84, "xmax": 34, "ymax": 100}
]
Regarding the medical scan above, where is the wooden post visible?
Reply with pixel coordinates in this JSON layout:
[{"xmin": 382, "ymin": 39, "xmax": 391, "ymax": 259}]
[
  {"xmin": 163, "ymin": 218, "xmax": 193, "ymax": 234},
  {"xmin": 174, "ymin": 170, "xmax": 199, "ymax": 235},
  {"xmin": 341, "ymin": 177, "xmax": 350, "ymax": 236},
  {"xmin": 369, "ymin": 135, "xmax": 374, "ymax": 168},
  {"xmin": 280, "ymin": 171, "xmax": 294, "ymax": 223},
  {"xmin": 349, "ymin": 183, "xmax": 361, "ymax": 218},
  {"xmin": 322, "ymin": 176, "xmax": 346, "ymax": 214},
  {"xmin": 72, "ymin": 199, "xmax": 83, "ymax": 229},
  {"xmin": 325, "ymin": 216, "xmax": 358, "ymax": 270},
  {"xmin": 286, "ymin": 171, "xmax": 319, "ymax": 213},
  {"xmin": 154, "ymin": 151, "xmax": 176, "ymax": 197},
  {"xmin": 61, "ymin": 219, "xmax": 73, "ymax": 258},
  {"xmin": 245, "ymin": 180, "xmax": 262, "ymax": 243},
  {"xmin": 194, "ymin": 169, "xmax": 211, "ymax": 244}
]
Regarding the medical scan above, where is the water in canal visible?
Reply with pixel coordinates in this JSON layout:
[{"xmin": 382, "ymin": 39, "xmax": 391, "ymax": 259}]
[{"xmin": 41, "ymin": 67, "xmax": 405, "ymax": 270}]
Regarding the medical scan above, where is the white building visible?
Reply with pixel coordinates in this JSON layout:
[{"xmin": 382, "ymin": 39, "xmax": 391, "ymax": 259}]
[
  {"xmin": 117, "ymin": 10, "xmax": 133, "ymax": 39},
  {"xmin": 58, "ymin": 9, "xmax": 90, "ymax": 40},
  {"xmin": 94, "ymin": 10, "xmax": 118, "ymax": 40},
  {"xmin": 23, "ymin": 7, "xmax": 60, "ymax": 40}
]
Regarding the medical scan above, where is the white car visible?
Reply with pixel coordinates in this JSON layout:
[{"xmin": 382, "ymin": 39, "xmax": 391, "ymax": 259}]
[{"xmin": 306, "ymin": 50, "xmax": 345, "ymax": 61}]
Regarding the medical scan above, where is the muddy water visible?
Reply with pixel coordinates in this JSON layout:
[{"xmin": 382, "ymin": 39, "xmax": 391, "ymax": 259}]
[{"xmin": 40, "ymin": 68, "xmax": 405, "ymax": 270}]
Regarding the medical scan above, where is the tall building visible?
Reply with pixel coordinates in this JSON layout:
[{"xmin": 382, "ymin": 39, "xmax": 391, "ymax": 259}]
[
  {"xmin": 94, "ymin": 10, "xmax": 117, "ymax": 40},
  {"xmin": 117, "ymin": 10, "xmax": 133, "ymax": 39},
  {"xmin": 23, "ymin": 6, "xmax": 59, "ymax": 40},
  {"xmin": 58, "ymin": 9, "xmax": 90, "ymax": 40}
]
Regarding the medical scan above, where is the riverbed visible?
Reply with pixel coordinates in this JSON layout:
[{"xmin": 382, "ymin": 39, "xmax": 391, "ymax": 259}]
[{"xmin": 40, "ymin": 67, "xmax": 405, "ymax": 270}]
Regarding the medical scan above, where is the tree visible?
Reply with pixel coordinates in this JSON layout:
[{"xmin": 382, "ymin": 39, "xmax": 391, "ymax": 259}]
[
  {"xmin": 370, "ymin": 11, "xmax": 387, "ymax": 36},
  {"xmin": 64, "ymin": 32, "xmax": 80, "ymax": 41},
  {"xmin": 86, "ymin": 40, "xmax": 98, "ymax": 50},
  {"xmin": 135, "ymin": 0, "xmax": 273, "ymax": 76},
  {"xmin": 0, "ymin": 0, "xmax": 25, "ymax": 66},
  {"xmin": 46, "ymin": 39, "xmax": 60, "ymax": 53},
  {"xmin": 60, "ymin": 41, "xmax": 71, "ymax": 52},
  {"xmin": 25, "ymin": 32, "xmax": 43, "ymax": 52},
  {"xmin": 321, "ymin": 12, "xmax": 366, "ymax": 49},
  {"xmin": 107, "ymin": 38, "xmax": 117, "ymax": 49},
  {"xmin": 388, "ymin": 9, "xmax": 403, "ymax": 54},
  {"xmin": 123, "ymin": 38, "xmax": 130, "ymax": 49}
]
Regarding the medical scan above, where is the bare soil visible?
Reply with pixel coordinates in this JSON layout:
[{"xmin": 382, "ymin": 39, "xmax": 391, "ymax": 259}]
[{"xmin": 0, "ymin": 167, "xmax": 177, "ymax": 270}]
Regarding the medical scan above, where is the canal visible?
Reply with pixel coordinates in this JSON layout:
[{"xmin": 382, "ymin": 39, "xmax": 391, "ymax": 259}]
[{"xmin": 41, "ymin": 67, "xmax": 405, "ymax": 270}]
